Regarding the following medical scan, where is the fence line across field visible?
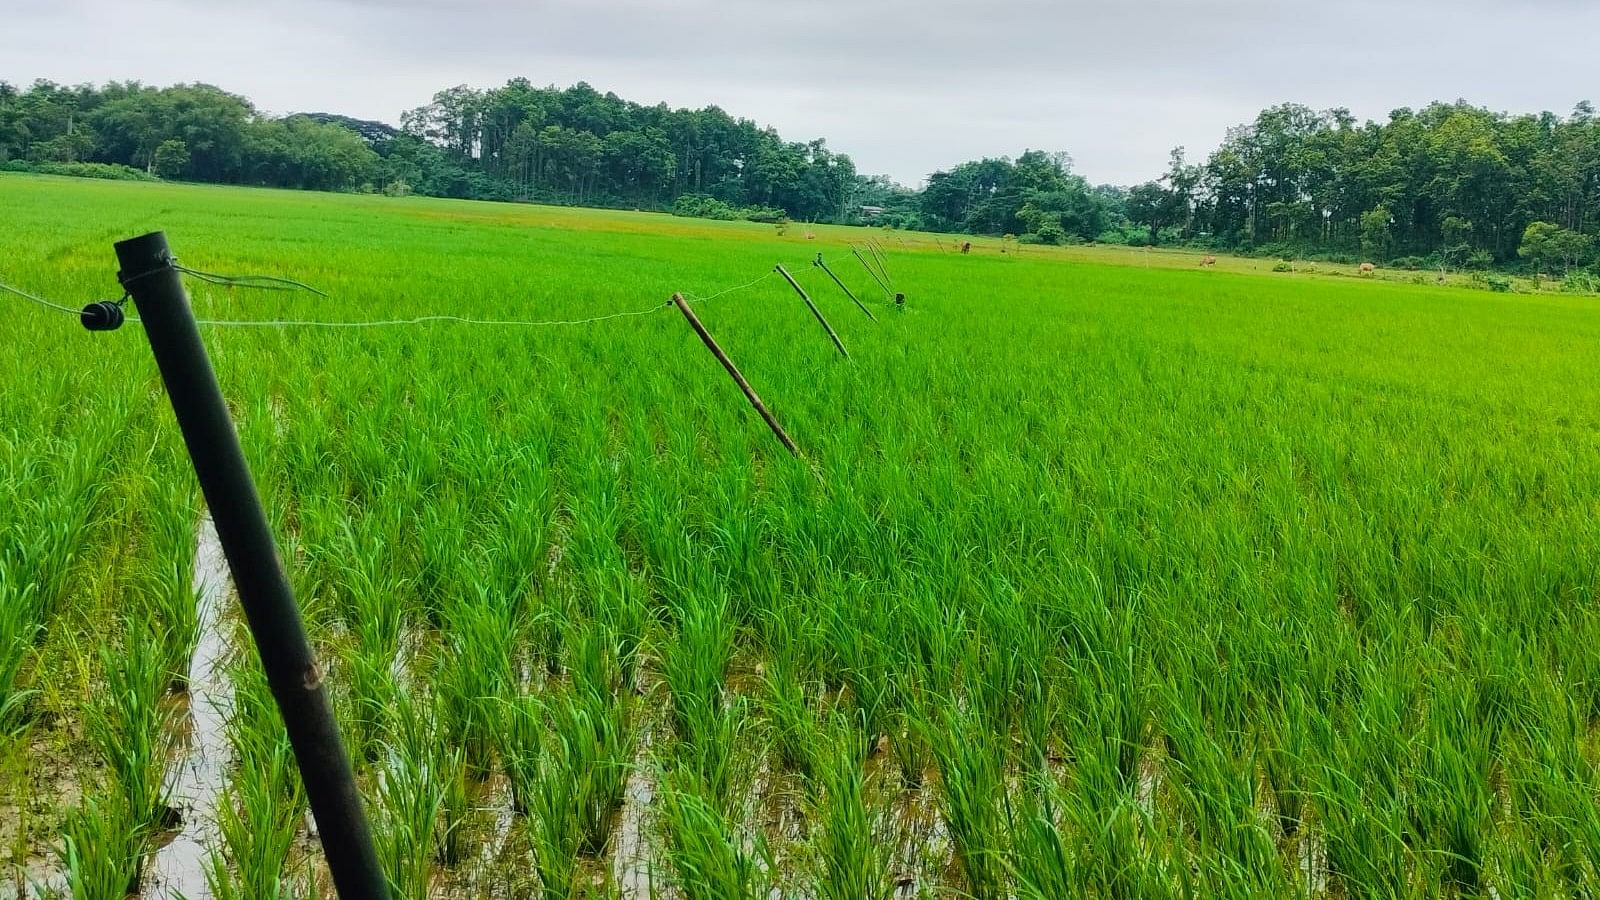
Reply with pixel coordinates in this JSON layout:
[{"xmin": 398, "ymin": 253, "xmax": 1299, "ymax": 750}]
[{"xmin": 0, "ymin": 261, "xmax": 844, "ymax": 331}]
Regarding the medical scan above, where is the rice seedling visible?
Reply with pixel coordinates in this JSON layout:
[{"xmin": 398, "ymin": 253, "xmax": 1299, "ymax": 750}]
[
  {"xmin": 660, "ymin": 591, "xmax": 747, "ymax": 809},
  {"xmin": 376, "ymin": 691, "xmax": 445, "ymax": 900},
  {"xmin": 0, "ymin": 593, "xmax": 38, "ymax": 737},
  {"xmin": 658, "ymin": 769, "xmax": 772, "ymax": 900},
  {"xmin": 759, "ymin": 654, "xmax": 821, "ymax": 781},
  {"xmin": 206, "ymin": 665, "xmax": 306, "ymax": 900},
  {"xmin": 56, "ymin": 795, "xmax": 144, "ymax": 900},
  {"xmin": 923, "ymin": 704, "xmax": 1009, "ymax": 900},
  {"xmin": 810, "ymin": 722, "xmax": 894, "ymax": 900},
  {"xmin": 501, "ymin": 680, "xmax": 636, "ymax": 898},
  {"xmin": 134, "ymin": 472, "xmax": 200, "ymax": 692},
  {"xmin": 435, "ymin": 584, "xmax": 519, "ymax": 778},
  {"xmin": 83, "ymin": 622, "xmax": 176, "ymax": 835}
]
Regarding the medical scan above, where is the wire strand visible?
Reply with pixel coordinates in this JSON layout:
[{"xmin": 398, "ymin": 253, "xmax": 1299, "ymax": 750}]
[
  {"xmin": 176, "ymin": 265, "xmax": 330, "ymax": 296},
  {"xmin": 0, "ymin": 280, "xmax": 84, "ymax": 316},
  {"xmin": 180, "ymin": 302, "xmax": 672, "ymax": 329},
  {"xmin": 681, "ymin": 270, "xmax": 779, "ymax": 304},
  {"xmin": 6, "ymin": 258, "xmax": 813, "ymax": 330}
]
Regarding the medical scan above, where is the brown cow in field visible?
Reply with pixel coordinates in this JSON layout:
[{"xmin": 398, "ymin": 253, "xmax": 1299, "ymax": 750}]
[
  {"xmin": 1200, "ymin": 255, "xmax": 1217, "ymax": 268},
  {"xmin": 1359, "ymin": 263, "xmax": 1376, "ymax": 275},
  {"xmin": 961, "ymin": 241, "xmax": 972, "ymax": 254}
]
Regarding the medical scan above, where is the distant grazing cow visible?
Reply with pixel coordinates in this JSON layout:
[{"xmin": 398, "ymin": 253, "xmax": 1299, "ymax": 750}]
[
  {"xmin": 1359, "ymin": 263, "xmax": 1376, "ymax": 275},
  {"xmin": 1200, "ymin": 255, "xmax": 1217, "ymax": 268},
  {"xmin": 961, "ymin": 241, "xmax": 972, "ymax": 254}
]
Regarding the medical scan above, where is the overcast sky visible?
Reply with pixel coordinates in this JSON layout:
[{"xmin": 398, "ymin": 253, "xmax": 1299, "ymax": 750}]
[{"xmin": 4, "ymin": 0, "xmax": 1598, "ymax": 186}]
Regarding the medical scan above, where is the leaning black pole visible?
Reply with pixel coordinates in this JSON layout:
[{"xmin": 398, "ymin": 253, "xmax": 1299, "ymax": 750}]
[{"xmin": 111, "ymin": 232, "xmax": 389, "ymax": 900}]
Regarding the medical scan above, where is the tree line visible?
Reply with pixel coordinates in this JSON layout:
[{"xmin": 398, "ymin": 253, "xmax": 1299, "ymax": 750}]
[
  {"xmin": 914, "ymin": 102, "xmax": 1600, "ymax": 270},
  {"xmin": 0, "ymin": 78, "xmax": 859, "ymax": 222},
  {"xmin": 2, "ymin": 79, "xmax": 1596, "ymax": 270}
]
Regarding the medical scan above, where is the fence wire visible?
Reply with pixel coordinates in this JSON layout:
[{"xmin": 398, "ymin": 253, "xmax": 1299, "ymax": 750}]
[{"xmin": 0, "ymin": 260, "xmax": 817, "ymax": 331}]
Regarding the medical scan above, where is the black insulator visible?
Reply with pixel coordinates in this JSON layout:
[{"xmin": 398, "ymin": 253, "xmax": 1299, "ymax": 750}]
[{"xmin": 81, "ymin": 300, "xmax": 126, "ymax": 331}]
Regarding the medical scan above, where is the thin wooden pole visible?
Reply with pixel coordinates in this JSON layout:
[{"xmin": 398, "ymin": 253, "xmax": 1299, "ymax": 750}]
[
  {"xmin": 775, "ymin": 264, "xmax": 849, "ymax": 358},
  {"xmin": 670, "ymin": 293, "xmax": 801, "ymax": 457},
  {"xmin": 852, "ymin": 246, "xmax": 893, "ymax": 298},
  {"xmin": 868, "ymin": 240, "xmax": 891, "ymax": 280},
  {"xmin": 813, "ymin": 254, "xmax": 877, "ymax": 321}
]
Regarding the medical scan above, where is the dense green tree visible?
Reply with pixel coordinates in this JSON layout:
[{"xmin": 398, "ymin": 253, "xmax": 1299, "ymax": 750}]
[
  {"xmin": 151, "ymin": 139, "xmax": 188, "ymax": 179},
  {"xmin": 1519, "ymin": 221, "xmax": 1594, "ymax": 272}
]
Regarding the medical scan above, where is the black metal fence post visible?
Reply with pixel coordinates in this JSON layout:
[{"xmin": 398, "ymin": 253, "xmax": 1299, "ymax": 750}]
[{"xmin": 111, "ymin": 231, "xmax": 388, "ymax": 900}]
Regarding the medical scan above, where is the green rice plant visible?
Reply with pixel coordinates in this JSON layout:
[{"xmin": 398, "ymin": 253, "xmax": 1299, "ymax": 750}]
[
  {"xmin": 56, "ymin": 794, "xmax": 144, "ymax": 900},
  {"xmin": 659, "ymin": 769, "xmax": 772, "ymax": 900},
  {"xmin": 435, "ymin": 584, "xmax": 519, "ymax": 778},
  {"xmin": 1064, "ymin": 613, "xmax": 1150, "ymax": 798},
  {"xmin": 502, "ymin": 680, "xmax": 636, "ymax": 900},
  {"xmin": 823, "ymin": 595, "xmax": 893, "ymax": 748},
  {"xmin": 1159, "ymin": 684, "xmax": 1284, "ymax": 896},
  {"xmin": 206, "ymin": 731, "xmax": 304, "ymax": 898},
  {"xmin": 883, "ymin": 669, "xmax": 931, "ymax": 790},
  {"xmin": 204, "ymin": 659, "xmax": 305, "ymax": 900},
  {"xmin": 135, "ymin": 474, "xmax": 200, "ymax": 692},
  {"xmin": 376, "ymin": 691, "xmax": 443, "ymax": 900},
  {"xmin": 588, "ymin": 571, "xmax": 650, "ymax": 692},
  {"xmin": 810, "ymin": 724, "xmax": 893, "ymax": 900},
  {"xmin": 923, "ymin": 703, "xmax": 1009, "ymax": 900},
  {"xmin": 1039, "ymin": 763, "xmax": 1172, "ymax": 900},
  {"xmin": 1261, "ymin": 685, "xmax": 1313, "ymax": 837},
  {"xmin": 0, "ymin": 590, "xmax": 38, "ymax": 737},
  {"xmin": 436, "ymin": 741, "xmax": 471, "ymax": 868},
  {"xmin": 335, "ymin": 521, "xmax": 409, "ymax": 762},
  {"xmin": 759, "ymin": 655, "xmax": 821, "ymax": 781},
  {"xmin": 500, "ymin": 693, "xmax": 544, "ymax": 819},
  {"xmin": 1007, "ymin": 786, "xmax": 1074, "ymax": 900},
  {"xmin": 1501, "ymin": 687, "xmax": 1600, "ymax": 892},
  {"xmin": 1315, "ymin": 664, "xmax": 1421, "ymax": 898},
  {"xmin": 661, "ymin": 591, "xmax": 751, "ymax": 810},
  {"xmin": 559, "ymin": 676, "xmax": 636, "ymax": 853},
  {"xmin": 345, "ymin": 642, "xmax": 401, "ymax": 765},
  {"xmin": 83, "ymin": 622, "xmax": 176, "ymax": 834},
  {"xmin": 1407, "ymin": 683, "xmax": 1496, "ymax": 893}
]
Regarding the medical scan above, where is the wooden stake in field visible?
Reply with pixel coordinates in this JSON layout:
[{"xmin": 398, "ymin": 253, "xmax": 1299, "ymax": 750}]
[
  {"xmin": 775, "ymin": 264, "xmax": 849, "ymax": 358},
  {"xmin": 851, "ymin": 246, "xmax": 894, "ymax": 298},
  {"xmin": 868, "ymin": 240, "xmax": 891, "ymax": 280},
  {"xmin": 813, "ymin": 253, "xmax": 877, "ymax": 321},
  {"xmin": 670, "ymin": 293, "xmax": 802, "ymax": 457}
]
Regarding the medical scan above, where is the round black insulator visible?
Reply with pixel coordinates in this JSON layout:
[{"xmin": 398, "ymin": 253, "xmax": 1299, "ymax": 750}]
[{"xmin": 81, "ymin": 300, "xmax": 126, "ymax": 331}]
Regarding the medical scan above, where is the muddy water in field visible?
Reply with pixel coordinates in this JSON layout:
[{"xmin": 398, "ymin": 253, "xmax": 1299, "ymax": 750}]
[
  {"xmin": 613, "ymin": 723, "xmax": 658, "ymax": 899},
  {"xmin": 146, "ymin": 514, "xmax": 235, "ymax": 900}
]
